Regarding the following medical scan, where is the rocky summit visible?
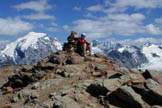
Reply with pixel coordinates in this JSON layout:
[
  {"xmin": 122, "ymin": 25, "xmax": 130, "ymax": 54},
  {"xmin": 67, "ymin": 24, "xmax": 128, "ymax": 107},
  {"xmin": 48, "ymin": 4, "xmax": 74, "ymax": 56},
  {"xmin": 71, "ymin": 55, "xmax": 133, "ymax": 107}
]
[{"xmin": 0, "ymin": 51, "xmax": 162, "ymax": 108}]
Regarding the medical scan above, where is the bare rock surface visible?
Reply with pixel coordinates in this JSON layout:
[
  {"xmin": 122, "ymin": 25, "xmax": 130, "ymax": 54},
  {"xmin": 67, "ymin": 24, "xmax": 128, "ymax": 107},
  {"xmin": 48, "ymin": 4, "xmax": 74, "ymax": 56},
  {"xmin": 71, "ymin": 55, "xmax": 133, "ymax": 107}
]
[{"xmin": 0, "ymin": 51, "xmax": 162, "ymax": 108}]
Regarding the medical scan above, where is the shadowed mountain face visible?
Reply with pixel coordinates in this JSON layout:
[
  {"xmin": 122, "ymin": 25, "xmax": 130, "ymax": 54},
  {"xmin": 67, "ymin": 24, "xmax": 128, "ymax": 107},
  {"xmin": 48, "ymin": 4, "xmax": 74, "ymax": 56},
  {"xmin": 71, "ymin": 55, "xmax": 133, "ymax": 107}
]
[
  {"xmin": 0, "ymin": 32, "xmax": 62, "ymax": 66},
  {"xmin": 107, "ymin": 47, "xmax": 148, "ymax": 68}
]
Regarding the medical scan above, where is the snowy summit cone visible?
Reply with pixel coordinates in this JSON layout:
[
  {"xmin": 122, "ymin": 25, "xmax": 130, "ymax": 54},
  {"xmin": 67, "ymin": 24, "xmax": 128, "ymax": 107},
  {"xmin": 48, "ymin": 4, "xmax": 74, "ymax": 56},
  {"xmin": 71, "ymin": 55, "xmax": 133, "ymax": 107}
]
[{"xmin": 0, "ymin": 32, "xmax": 62, "ymax": 66}]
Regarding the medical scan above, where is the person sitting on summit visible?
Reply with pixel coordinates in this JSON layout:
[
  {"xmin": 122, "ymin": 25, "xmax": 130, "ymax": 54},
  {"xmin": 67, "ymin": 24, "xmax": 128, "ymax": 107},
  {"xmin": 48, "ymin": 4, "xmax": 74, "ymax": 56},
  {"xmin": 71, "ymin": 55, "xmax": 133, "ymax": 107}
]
[{"xmin": 77, "ymin": 33, "xmax": 91, "ymax": 56}]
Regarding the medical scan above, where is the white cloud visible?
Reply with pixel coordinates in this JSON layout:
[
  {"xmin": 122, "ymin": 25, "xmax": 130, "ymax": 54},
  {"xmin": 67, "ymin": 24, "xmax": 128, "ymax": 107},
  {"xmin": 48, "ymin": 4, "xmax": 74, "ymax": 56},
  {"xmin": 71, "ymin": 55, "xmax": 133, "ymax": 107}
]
[
  {"xmin": 74, "ymin": 6, "xmax": 81, "ymax": 11},
  {"xmin": 106, "ymin": 0, "xmax": 162, "ymax": 13},
  {"xmin": 47, "ymin": 27, "xmax": 58, "ymax": 32},
  {"xmin": 155, "ymin": 18, "xmax": 162, "ymax": 24},
  {"xmin": 14, "ymin": 0, "xmax": 52, "ymax": 12},
  {"xmin": 65, "ymin": 13, "xmax": 146, "ymax": 40},
  {"xmin": 145, "ymin": 24, "xmax": 161, "ymax": 35},
  {"xmin": 64, "ymin": 0, "xmax": 162, "ymax": 40},
  {"xmin": 23, "ymin": 13, "xmax": 56, "ymax": 20},
  {"xmin": 46, "ymin": 22, "xmax": 59, "ymax": 32},
  {"xmin": 87, "ymin": 4, "xmax": 104, "ymax": 12},
  {"xmin": 0, "ymin": 18, "xmax": 33, "ymax": 36}
]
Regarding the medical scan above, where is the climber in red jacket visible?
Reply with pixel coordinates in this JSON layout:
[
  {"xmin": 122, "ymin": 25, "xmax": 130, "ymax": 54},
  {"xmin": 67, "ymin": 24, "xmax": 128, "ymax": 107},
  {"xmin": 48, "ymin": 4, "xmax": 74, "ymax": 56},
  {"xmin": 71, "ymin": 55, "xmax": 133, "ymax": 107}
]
[{"xmin": 77, "ymin": 33, "xmax": 91, "ymax": 56}]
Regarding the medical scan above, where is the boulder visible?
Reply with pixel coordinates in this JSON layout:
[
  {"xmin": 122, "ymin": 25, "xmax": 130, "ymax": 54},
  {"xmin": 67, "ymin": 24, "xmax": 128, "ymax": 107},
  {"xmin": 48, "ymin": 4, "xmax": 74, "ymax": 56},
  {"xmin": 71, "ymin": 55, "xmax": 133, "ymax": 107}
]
[
  {"xmin": 103, "ymin": 78, "xmax": 122, "ymax": 92},
  {"xmin": 21, "ymin": 65, "xmax": 33, "ymax": 72},
  {"xmin": 61, "ymin": 64, "xmax": 86, "ymax": 77},
  {"xmin": 11, "ymin": 94, "xmax": 21, "ymax": 103},
  {"xmin": 48, "ymin": 54, "xmax": 66, "ymax": 65},
  {"xmin": 152, "ymin": 105, "xmax": 162, "ymax": 108},
  {"xmin": 32, "ymin": 69, "xmax": 46, "ymax": 80},
  {"xmin": 108, "ymin": 85, "xmax": 149, "ymax": 108},
  {"xmin": 52, "ymin": 95, "xmax": 81, "ymax": 108},
  {"xmin": 118, "ymin": 67, "xmax": 130, "ymax": 74},
  {"xmin": 66, "ymin": 55, "xmax": 84, "ymax": 64},
  {"xmin": 146, "ymin": 79, "xmax": 162, "ymax": 98},
  {"xmin": 129, "ymin": 73, "xmax": 145, "ymax": 85},
  {"xmin": 8, "ymin": 73, "xmax": 34, "ymax": 88},
  {"xmin": 39, "ymin": 62, "xmax": 55, "ymax": 70},
  {"xmin": 86, "ymin": 84, "xmax": 108, "ymax": 97},
  {"xmin": 118, "ymin": 73, "xmax": 145, "ymax": 86},
  {"xmin": 143, "ymin": 70, "xmax": 162, "ymax": 84},
  {"xmin": 31, "ymin": 82, "xmax": 40, "ymax": 90},
  {"xmin": 119, "ymin": 74, "xmax": 131, "ymax": 84}
]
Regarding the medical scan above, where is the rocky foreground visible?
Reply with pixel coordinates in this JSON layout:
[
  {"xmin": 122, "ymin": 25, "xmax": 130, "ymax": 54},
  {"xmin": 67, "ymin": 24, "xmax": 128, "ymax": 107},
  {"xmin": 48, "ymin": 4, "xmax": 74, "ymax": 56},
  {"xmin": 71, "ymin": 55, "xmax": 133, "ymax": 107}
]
[{"xmin": 0, "ymin": 51, "xmax": 162, "ymax": 108}]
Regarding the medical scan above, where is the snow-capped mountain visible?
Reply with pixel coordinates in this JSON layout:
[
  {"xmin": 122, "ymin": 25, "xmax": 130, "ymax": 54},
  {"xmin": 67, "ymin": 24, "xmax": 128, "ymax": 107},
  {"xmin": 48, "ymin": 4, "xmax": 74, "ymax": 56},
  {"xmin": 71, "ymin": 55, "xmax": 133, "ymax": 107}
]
[
  {"xmin": 0, "ymin": 32, "xmax": 62, "ymax": 66},
  {"xmin": 92, "ymin": 38, "xmax": 162, "ymax": 70},
  {"xmin": 142, "ymin": 44, "xmax": 162, "ymax": 71},
  {"xmin": 108, "ymin": 45, "xmax": 148, "ymax": 68}
]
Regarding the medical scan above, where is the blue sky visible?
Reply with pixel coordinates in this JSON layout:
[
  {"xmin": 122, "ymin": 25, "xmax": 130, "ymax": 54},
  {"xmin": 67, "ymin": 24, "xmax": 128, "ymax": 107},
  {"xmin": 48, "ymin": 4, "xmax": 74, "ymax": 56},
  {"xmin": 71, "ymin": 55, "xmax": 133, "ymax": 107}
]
[{"xmin": 0, "ymin": 0, "xmax": 162, "ymax": 42}]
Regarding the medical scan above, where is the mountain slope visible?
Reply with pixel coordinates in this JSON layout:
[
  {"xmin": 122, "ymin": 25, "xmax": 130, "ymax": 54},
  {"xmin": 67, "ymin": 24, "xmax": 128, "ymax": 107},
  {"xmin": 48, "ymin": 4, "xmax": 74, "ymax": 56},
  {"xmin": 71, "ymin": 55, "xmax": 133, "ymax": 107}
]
[
  {"xmin": 142, "ymin": 44, "xmax": 162, "ymax": 70},
  {"xmin": 0, "ymin": 32, "xmax": 62, "ymax": 66},
  {"xmin": 92, "ymin": 38, "xmax": 162, "ymax": 70},
  {"xmin": 92, "ymin": 41, "xmax": 148, "ymax": 68},
  {"xmin": 0, "ymin": 51, "xmax": 162, "ymax": 108}
]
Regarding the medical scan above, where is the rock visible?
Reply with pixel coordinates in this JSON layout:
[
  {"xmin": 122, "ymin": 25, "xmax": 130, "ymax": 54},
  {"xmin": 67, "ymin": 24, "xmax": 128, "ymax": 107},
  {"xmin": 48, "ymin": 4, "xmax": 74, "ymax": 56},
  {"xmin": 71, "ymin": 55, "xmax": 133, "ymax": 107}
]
[
  {"xmin": 61, "ymin": 64, "xmax": 86, "ymax": 77},
  {"xmin": 48, "ymin": 54, "xmax": 66, "ymax": 65},
  {"xmin": 3, "ymin": 86, "xmax": 13, "ymax": 94},
  {"xmin": 143, "ymin": 70, "xmax": 162, "ymax": 84},
  {"xmin": 139, "ymin": 79, "xmax": 162, "ymax": 106},
  {"xmin": 129, "ymin": 73, "xmax": 145, "ymax": 85},
  {"xmin": 11, "ymin": 94, "xmax": 21, "ymax": 103},
  {"xmin": 31, "ymin": 82, "xmax": 40, "ymax": 90},
  {"xmin": 66, "ymin": 55, "xmax": 83, "ymax": 64},
  {"xmin": 108, "ymin": 72, "xmax": 122, "ymax": 79},
  {"xmin": 21, "ymin": 65, "xmax": 33, "ymax": 72},
  {"xmin": 146, "ymin": 79, "xmax": 162, "ymax": 97},
  {"xmin": 8, "ymin": 73, "xmax": 34, "ymax": 88},
  {"xmin": 40, "ymin": 62, "xmax": 55, "ymax": 70},
  {"xmin": 94, "ymin": 63, "xmax": 108, "ymax": 71},
  {"xmin": 108, "ymin": 85, "xmax": 149, "ymax": 108},
  {"xmin": 92, "ymin": 71, "xmax": 102, "ymax": 77},
  {"xmin": 25, "ymin": 91, "xmax": 39, "ymax": 103},
  {"xmin": 39, "ymin": 79, "xmax": 63, "ymax": 90},
  {"xmin": 118, "ymin": 67, "xmax": 130, "ymax": 74},
  {"xmin": 103, "ymin": 78, "xmax": 122, "ymax": 92},
  {"xmin": 119, "ymin": 74, "xmax": 131, "ymax": 84},
  {"xmin": 131, "ymin": 79, "xmax": 162, "ymax": 106},
  {"xmin": 152, "ymin": 105, "xmax": 162, "ymax": 108},
  {"xmin": 49, "ymin": 92, "xmax": 56, "ymax": 100},
  {"xmin": 84, "ymin": 56, "xmax": 104, "ymax": 63},
  {"xmin": 2, "ymin": 105, "xmax": 12, "ymax": 108},
  {"xmin": 53, "ymin": 100, "xmax": 63, "ymax": 108},
  {"xmin": 32, "ymin": 69, "xmax": 46, "ymax": 80},
  {"xmin": 53, "ymin": 96, "xmax": 81, "ymax": 108},
  {"xmin": 86, "ymin": 84, "xmax": 108, "ymax": 97}
]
